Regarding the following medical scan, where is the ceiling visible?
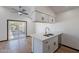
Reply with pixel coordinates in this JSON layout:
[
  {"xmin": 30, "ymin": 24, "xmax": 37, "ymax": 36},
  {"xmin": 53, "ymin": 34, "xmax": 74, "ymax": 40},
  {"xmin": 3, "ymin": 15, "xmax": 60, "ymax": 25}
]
[
  {"xmin": 4, "ymin": 6, "xmax": 31, "ymax": 12},
  {"xmin": 4, "ymin": 6, "xmax": 79, "ymax": 15},
  {"xmin": 49, "ymin": 6, "xmax": 79, "ymax": 14},
  {"xmin": 4, "ymin": 6, "xmax": 32, "ymax": 17}
]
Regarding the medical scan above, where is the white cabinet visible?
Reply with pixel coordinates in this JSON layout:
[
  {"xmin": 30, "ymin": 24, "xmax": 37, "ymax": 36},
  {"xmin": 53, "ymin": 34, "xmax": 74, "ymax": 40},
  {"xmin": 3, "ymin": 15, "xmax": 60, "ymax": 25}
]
[
  {"xmin": 43, "ymin": 39, "xmax": 50, "ymax": 52},
  {"xmin": 48, "ymin": 16, "xmax": 55, "ymax": 23},
  {"xmin": 34, "ymin": 10, "xmax": 55, "ymax": 23},
  {"xmin": 41, "ymin": 13, "xmax": 49, "ymax": 23},
  {"xmin": 43, "ymin": 36, "xmax": 58, "ymax": 53},
  {"xmin": 50, "ymin": 36, "xmax": 58, "ymax": 52},
  {"xmin": 32, "ymin": 36, "xmax": 58, "ymax": 53},
  {"xmin": 49, "ymin": 38, "xmax": 55, "ymax": 53},
  {"xmin": 35, "ymin": 11, "xmax": 42, "ymax": 22}
]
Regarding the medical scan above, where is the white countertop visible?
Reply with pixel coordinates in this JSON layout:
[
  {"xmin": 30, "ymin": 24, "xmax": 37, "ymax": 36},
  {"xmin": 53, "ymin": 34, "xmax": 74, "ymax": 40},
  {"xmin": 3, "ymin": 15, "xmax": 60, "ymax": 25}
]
[{"xmin": 32, "ymin": 32, "xmax": 63, "ymax": 41}]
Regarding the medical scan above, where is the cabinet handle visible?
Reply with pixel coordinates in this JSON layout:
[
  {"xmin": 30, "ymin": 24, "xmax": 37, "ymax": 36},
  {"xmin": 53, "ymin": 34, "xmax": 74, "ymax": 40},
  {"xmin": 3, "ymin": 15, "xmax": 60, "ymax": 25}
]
[
  {"xmin": 52, "ymin": 19, "xmax": 53, "ymax": 22},
  {"xmin": 42, "ymin": 17, "xmax": 44, "ymax": 20},
  {"xmin": 48, "ymin": 45, "xmax": 50, "ymax": 50},
  {"xmin": 54, "ymin": 42, "xmax": 56, "ymax": 46},
  {"xmin": 44, "ymin": 41, "xmax": 48, "ymax": 44}
]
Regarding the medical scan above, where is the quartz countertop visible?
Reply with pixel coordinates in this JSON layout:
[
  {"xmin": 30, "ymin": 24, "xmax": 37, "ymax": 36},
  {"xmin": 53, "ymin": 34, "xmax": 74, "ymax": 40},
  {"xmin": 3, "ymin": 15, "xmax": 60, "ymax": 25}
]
[{"xmin": 32, "ymin": 32, "xmax": 63, "ymax": 41}]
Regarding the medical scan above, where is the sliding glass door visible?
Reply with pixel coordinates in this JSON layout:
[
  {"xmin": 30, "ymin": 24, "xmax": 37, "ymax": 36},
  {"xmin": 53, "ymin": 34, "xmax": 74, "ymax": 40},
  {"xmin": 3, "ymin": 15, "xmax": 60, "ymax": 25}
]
[{"xmin": 7, "ymin": 20, "xmax": 27, "ymax": 40}]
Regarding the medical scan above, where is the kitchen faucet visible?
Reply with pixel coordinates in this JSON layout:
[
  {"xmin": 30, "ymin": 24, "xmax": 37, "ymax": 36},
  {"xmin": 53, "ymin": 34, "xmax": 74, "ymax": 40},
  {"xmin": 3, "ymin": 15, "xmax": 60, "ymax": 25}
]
[{"xmin": 45, "ymin": 27, "xmax": 50, "ymax": 34}]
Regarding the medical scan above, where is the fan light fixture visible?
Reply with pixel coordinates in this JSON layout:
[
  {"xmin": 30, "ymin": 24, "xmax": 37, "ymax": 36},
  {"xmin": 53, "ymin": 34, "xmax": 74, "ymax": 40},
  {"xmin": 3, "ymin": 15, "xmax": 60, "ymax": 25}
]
[{"xmin": 18, "ymin": 11, "xmax": 22, "ymax": 15}]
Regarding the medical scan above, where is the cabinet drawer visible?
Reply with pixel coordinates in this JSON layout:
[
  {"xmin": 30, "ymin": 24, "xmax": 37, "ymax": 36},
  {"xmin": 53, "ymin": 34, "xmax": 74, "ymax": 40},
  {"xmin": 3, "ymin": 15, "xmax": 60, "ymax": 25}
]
[{"xmin": 43, "ymin": 39, "xmax": 49, "ymax": 44}]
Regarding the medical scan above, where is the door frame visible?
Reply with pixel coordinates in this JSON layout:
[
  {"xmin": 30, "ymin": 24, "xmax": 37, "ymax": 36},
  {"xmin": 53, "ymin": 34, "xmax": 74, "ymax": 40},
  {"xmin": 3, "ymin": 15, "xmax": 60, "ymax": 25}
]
[{"xmin": 7, "ymin": 19, "xmax": 27, "ymax": 41}]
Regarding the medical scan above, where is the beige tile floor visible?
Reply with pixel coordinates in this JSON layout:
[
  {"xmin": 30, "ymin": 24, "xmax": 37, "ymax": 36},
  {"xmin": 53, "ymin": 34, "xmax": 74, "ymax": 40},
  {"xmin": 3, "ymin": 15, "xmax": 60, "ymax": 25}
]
[{"xmin": 0, "ymin": 38, "xmax": 78, "ymax": 53}]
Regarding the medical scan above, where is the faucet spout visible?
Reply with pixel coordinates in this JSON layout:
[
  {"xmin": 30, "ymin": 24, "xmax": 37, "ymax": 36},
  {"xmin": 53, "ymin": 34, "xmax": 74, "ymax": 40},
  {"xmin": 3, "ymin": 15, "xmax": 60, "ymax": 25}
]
[{"xmin": 45, "ymin": 27, "xmax": 50, "ymax": 34}]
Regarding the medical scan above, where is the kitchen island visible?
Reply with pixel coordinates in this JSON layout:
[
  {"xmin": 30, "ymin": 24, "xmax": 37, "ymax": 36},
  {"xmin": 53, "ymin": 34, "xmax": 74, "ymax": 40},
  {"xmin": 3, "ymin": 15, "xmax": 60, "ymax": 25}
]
[{"xmin": 32, "ymin": 32, "xmax": 62, "ymax": 53}]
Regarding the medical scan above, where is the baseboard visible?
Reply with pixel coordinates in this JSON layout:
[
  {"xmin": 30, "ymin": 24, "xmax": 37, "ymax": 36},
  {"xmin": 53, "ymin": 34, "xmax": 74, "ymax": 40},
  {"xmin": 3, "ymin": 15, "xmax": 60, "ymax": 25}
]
[
  {"xmin": 61, "ymin": 44, "xmax": 79, "ymax": 52},
  {"xmin": 0, "ymin": 40, "xmax": 8, "ymax": 42}
]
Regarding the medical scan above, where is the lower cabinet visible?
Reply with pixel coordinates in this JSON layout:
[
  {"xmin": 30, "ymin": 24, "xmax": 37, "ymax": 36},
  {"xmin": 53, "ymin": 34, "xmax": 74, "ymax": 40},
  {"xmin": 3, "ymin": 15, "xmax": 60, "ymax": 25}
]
[
  {"xmin": 43, "ymin": 39, "xmax": 50, "ymax": 53},
  {"xmin": 43, "ymin": 36, "xmax": 58, "ymax": 53},
  {"xmin": 32, "ymin": 36, "xmax": 58, "ymax": 53}
]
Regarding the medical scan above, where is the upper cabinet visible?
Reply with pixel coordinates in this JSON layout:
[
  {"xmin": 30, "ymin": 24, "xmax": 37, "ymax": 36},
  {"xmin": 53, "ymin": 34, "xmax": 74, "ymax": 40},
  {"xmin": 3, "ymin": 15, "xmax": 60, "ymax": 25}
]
[
  {"xmin": 48, "ymin": 15, "xmax": 55, "ymax": 23},
  {"xmin": 33, "ymin": 10, "xmax": 55, "ymax": 23}
]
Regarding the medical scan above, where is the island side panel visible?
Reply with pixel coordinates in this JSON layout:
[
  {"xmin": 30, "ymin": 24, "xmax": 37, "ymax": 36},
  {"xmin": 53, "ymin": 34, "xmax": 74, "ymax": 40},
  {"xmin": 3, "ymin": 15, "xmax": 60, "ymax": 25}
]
[{"xmin": 32, "ymin": 37, "xmax": 43, "ymax": 53}]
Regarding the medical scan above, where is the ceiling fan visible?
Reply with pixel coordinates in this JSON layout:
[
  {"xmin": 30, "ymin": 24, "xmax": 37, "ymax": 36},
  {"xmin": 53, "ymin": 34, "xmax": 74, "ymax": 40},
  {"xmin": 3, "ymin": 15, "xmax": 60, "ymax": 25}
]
[{"xmin": 11, "ymin": 6, "xmax": 29, "ymax": 16}]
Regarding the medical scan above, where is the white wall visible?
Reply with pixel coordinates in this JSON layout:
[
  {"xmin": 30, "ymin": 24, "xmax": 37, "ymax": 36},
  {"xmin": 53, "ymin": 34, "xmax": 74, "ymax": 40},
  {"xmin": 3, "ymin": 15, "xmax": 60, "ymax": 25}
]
[
  {"xmin": 0, "ymin": 7, "xmax": 35, "ymax": 41},
  {"xmin": 56, "ymin": 8, "xmax": 79, "ymax": 49}
]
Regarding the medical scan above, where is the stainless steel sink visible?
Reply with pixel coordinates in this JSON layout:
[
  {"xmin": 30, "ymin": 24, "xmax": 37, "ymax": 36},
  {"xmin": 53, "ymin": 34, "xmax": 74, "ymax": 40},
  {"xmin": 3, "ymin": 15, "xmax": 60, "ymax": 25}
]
[{"xmin": 43, "ymin": 33, "xmax": 54, "ymax": 37}]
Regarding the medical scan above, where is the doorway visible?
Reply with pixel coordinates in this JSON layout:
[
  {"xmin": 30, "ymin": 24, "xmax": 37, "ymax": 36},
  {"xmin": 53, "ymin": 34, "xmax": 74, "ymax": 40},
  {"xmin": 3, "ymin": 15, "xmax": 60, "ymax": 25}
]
[{"xmin": 7, "ymin": 20, "xmax": 27, "ymax": 40}]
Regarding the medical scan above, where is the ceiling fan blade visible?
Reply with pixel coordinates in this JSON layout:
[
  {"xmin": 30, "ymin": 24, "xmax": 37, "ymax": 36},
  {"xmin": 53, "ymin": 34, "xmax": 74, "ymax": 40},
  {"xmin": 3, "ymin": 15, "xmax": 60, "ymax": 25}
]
[
  {"xmin": 22, "ymin": 12, "xmax": 28, "ymax": 15},
  {"xmin": 8, "ymin": 6, "xmax": 28, "ymax": 16}
]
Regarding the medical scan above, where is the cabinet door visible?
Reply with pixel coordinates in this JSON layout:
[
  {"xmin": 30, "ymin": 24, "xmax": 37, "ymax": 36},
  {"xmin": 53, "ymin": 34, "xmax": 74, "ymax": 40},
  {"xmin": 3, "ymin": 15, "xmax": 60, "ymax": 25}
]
[
  {"xmin": 35, "ymin": 11, "xmax": 49, "ymax": 23},
  {"xmin": 48, "ymin": 36, "xmax": 58, "ymax": 53},
  {"xmin": 35, "ymin": 11, "xmax": 43, "ymax": 22},
  {"xmin": 43, "ymin": 36, "xmax": 58, "ymax": 53},
  {"xmin": 41, "ymin": 14, "xmax": 49, "ymax": 23},
  {"xmin": 49, "ymin": 38, "xmax": 54, "ymax": 53},
  {"xmin": 53, "ymin": 36, "xmax": 58, "ymax": 52},
  {"xmin": 48, "ymin": 16, "xmax": 54, "ymax": 23},
  {"xmin": 43, "ymin": 39, "xmax": 50, "ymax": 53}
]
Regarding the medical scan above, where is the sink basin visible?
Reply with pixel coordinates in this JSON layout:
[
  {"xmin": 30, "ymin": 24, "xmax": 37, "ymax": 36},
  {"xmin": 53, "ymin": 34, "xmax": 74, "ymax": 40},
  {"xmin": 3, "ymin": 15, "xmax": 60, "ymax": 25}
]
[{"xmin": 43, "ymin": 33, "xmax": 54, "ymax": 37}]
